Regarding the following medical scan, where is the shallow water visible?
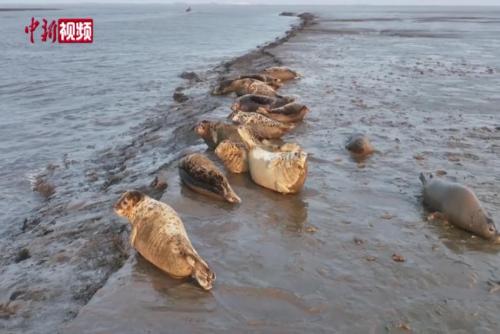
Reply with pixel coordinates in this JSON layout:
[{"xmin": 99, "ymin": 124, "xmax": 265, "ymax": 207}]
[
  {"xmin": 65, "ymin": 6, "xmax": 500, "ymax": 334},
  {"xmin": 2, "ymin": 5, "xmax": 500, "ymax": 334},
  {"xmin": 0, "ymin": 4, "xmax": 295, "ymax": 233}
]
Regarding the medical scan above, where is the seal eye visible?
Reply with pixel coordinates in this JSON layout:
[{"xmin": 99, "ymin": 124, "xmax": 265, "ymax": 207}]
[{"xmin": 489, "ymin": 226, "xmax": 496, "ymax": 233}]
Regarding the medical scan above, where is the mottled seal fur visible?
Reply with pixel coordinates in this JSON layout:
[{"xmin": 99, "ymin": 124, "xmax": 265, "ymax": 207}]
[
  {"xmin": 114, "ymin": 191, "xmax": 215, "ymax": 290},
  {"xmin": 229, "ymin": 111, "xmax": 295, "ymax": 139},
  {"xmin": 420, "ymin": 172, "xmax": 499, "ymax": 242},
  {"xmin": 215, "ymin": 140, "xmax": 248, "ymax": 174},
  {"xmin": 345, "ymin": 133, "xmax": 375, "ymax": 156},
  {"xmin": 238, "ymin": 127, "xmax": 308, "ymax": 194},
  {"xmin": 212, "ymin": 78, "xmax": 278, "ymax": 97},
  {"xmin": 179, "ymin": 153, "xmax": 241, "ymax": 203},
  {"xmin": 262, "ymin": 66, "xmax": 300, "ymax": 81},
  {"xmin": 194, "ymin": 120, "xmax": 242, "ymax": 149}
]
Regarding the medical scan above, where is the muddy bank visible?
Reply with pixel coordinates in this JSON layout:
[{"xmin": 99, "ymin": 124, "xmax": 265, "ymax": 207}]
[
  {"xmin": 64, "ymin": 8, "xmax": 500, "ymax": 334},
  {"xmin": 0, "ymin": 12, "xmax": 311, "ymax": 334}
]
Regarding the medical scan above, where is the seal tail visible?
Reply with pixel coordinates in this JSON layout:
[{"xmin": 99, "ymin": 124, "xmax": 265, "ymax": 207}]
[{"xmin": 189, "ymin": 255, "xmax": 216, "ymax": 290}]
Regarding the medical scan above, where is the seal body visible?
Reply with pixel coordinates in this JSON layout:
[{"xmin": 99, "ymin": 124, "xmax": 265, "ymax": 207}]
[
  {"xmin": 179, "ymin": 153, "xmax": 241, "ymax": 203},
  {"xmin": 194, "ymin": 120, "xmax": 242, "ymax": 149},
  {"xmin": 215, "ymin": 140, "xmax": 248, "ymax": 173},
  {"xmin": 345, "ymin": 133, "xmax": 374, "ymax": 156},
  {"xmin": 420, "ymin": 173, "xmax": 499, "ymax": 242},
  {"xmin": 213, "ymin": 78, "xmax": 278, "ymax": 97},
  {"xmin": 262, "ymin": 67, "xmax": 300, "ymax": 82},
  {"xmin": 230, "ymin": 111, "xmax": 295, "ymax": 139},
  {"xmin": 238, "ymin": 127, "xmax": 308, "ymax": 194},
  {"xmin": 114, "ymin": 191, "xmax": 216, "ymax": 290}
]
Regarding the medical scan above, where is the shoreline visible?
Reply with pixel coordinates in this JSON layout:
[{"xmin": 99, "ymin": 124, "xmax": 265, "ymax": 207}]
[{"xmin": 0, "ymin": 12, "xmax": 315, "ymax": 334}]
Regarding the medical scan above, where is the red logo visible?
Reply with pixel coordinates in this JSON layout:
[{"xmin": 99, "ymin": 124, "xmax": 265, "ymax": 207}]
[{"xmin": 24, "ymin": 17, "xmax": 93, "ymax": 44}]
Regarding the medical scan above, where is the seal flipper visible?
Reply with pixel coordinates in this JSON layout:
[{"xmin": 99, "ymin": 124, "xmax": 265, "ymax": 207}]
[{"xmin": 186, "ymin": 253, "xmax": 216, "ymax": 290}]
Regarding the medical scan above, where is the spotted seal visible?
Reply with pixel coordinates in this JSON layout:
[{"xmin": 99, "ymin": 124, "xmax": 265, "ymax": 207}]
[
  {"xmin": 229, "ymin": 110, "xmax": 295, "ymax": 139},
  {"xmin": 179, "ymin": 153, "xmax": 241, "ymax": 203},
  {"xmin": 114, "ymin": 191, "xmax": 216, "ymax": 290}
]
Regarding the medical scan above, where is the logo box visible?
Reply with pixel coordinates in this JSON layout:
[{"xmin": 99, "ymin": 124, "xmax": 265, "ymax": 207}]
[{"xmin": 58, "ymin": 18, "xmax": 93, "ymax": 43}]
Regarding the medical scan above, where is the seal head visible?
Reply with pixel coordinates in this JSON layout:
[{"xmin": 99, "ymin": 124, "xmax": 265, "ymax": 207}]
[{"xmin": 114, "ymin": 190, "xmax": 145, "ymax": 219}]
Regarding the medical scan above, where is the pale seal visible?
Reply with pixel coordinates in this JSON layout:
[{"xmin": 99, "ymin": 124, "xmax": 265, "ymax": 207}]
[
  {"xmin": 179, "ymin": 153, "xmax": 241, "ymax": 203},
  {"xmin": 114, "ymin": 191, "xmax": 216, "ymax": 290},
  {"xmin": 237, "ymin": 127, "xmax": 308, "ymax": 194},
  {"xmin": 229, "ymin": 110, "xmax": 295, "ymax": 139},
  {"xmin": 420, "ymin": 172, "xmax": 500, "ymax": 242},
  {"xmin": 261, "ymin": 66, "xmax": 300, "ymax": 81}
]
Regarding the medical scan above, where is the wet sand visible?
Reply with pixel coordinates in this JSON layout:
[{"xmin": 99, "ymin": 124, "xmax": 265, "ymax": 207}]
[{"xmin": 64, "ymin": 9, "xmax": 500, "ymax": 334}]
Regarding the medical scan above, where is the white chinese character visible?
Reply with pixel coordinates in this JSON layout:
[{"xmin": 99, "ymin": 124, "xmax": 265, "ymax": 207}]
[
  {"xmin": 83, "ymin": 22, "xmax": 92, "ymax": 41},
  {"xmin": 60, "ymin": 22, "xmax": 75, "ymax": 41},
  {"xmin": 75, "ymin": 22, "xmax": 84, "ymax": 41}
]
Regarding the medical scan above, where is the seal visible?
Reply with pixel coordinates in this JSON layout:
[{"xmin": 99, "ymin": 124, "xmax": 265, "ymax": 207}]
[
  {"xmin": 194, "ymin": 120, "xmax": 242, "ymax": 149},
  {"xmin": 256, "ymin": 102, "xmax": 310, "ymax": 123},
  {"xmin": 231, "ymin": 94, "xmax": 296, "ymax": 114},
  {"xmin": 229, "ymin": 110, "xmax": 295, "ymax": 139},
  {"xmin": 215, "ymin": 140, "xmax": 248, "ymax": 173},
  {"xmin": 345, "ymin": 133, "xmax": 375, "ymax": 156},
  {"xmin": 237, "ymin": 127, "xmax": 308, "ymax": 194},
  {"xmin": 179, "ymin": 153, "xmax": 241, "ymax": 203},
  {"xmin": 212, "ymin": 78, "xmax": 278, "ymax": 97},
  {"xmin": 114, "ymin": 191, "xmax": 216, "ymax": 290},
  {"xmin": 238, "ymin": 74, "xmax": 283, "ymax": 89},
  {"xmin": 420, "ymin": 172, "xmax": 500, "ymax": 242},
  {"xmin": 262, "ymin": 66, "xmax": 300, "ymax": 82}
]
